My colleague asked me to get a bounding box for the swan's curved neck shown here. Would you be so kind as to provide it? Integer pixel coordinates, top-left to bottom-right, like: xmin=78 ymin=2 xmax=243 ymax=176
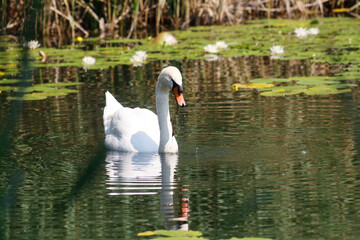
xmin=156 ymin=79 xmax=173 ymax=153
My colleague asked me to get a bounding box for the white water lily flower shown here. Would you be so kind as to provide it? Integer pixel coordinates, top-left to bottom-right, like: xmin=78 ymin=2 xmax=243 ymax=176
xmin=204 ymin=44 xmax=219 ymax=53
xmin=82 ymin=56 xmax=96 ymax=71
xmin=215 ymin=41 xmax=228 ymax=49
xmin=294 ymin=27 xmax=308 ymax=38
xmin=130 ymin=51 xmax=147 ymax=66
xmin=270 ymin=45 xmax=284 ymax=56
xmin=82 ymin=56 xmax=96 ymax=67
xmin=130 ymin=54 xmax=145 ymax=65
xmin=26 ymin=40 xmax=41 ymax=49
xmin=163 ymin=34 xmax=178 ymax=46
xmin=307 ymin=27 xmax=319 ymax=35
xmin=134 ymin=50 xmax=147 ymax=60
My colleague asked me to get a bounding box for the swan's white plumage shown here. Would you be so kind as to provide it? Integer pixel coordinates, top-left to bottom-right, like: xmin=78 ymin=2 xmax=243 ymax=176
xmin=103 ymin=91 xmax=123 ymax=135
xmin=104 ymin=100 xmax=160 ymax=152
xmin=103 ymin=66 xmax=184 ymax=153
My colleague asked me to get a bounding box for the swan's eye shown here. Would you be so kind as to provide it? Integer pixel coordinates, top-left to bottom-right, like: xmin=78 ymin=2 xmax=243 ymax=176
xmin=172 ymin=80 xmax=183 ymax=94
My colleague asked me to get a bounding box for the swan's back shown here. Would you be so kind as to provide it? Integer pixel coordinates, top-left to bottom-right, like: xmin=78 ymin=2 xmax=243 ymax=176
xmin=103 ymin=91 xmax=160 ymax=152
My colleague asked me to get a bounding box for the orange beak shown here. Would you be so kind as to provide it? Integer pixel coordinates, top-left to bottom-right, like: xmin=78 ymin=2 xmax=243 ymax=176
xmin=173 ymin=87 xmax=186 ymax=107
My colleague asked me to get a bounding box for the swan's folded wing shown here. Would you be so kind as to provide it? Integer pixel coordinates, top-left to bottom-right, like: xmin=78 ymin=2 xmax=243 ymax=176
xmin=106 ymin=107 xmax=160 ymax=152
xmin=104 ymin=91 xmax=123 ymax=134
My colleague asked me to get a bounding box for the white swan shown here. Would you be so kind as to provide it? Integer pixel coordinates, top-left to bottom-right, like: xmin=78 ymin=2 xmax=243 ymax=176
xmin=103 ymin=66 xmax=186 ymax=153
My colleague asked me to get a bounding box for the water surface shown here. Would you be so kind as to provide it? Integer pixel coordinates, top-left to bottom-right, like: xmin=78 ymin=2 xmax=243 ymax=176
xmin=1 ymin=57 xmax=360 ymax=239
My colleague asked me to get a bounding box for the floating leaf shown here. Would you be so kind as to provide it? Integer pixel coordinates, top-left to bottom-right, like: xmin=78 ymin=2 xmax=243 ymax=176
xmin=333 ymin=72 xmax=360 ymax=80
xmin=260 ymin=84 xmax=352 ymax=96
xmin=303 ymin=86 xmax=351 ymax=95
xmin=37 ymin=82 xmax=83 ymax=87
xmin=294 ymin=78 xmax=340 ymax=86
xmin=227 ymin=238 xmax=272 ymax=240
xmin=137 ymin=231 xmax=156 ymax=237
xmin=4 ymin=81 xmax=82 ymax=100
xmin=151 ymin=237 xmax=208 ymax=240
xmin=0 ymin=86 xmax=16 ymax=91
xmin=0 ymin=79 xmax=32 ymax=84
xmin=250 ymin=78 xmax=290 ymax=84
xmin=232 ymin=83 xmax=274 ymax=91
xmin=260 ymin=85 xmax=306 ymax=96
xmin=7 ymin=93 xmax=48 ymax=101
xmin=154 ymin=230 xmax=202 ymax=237
xmin=241 ymin=74 xmax=358 ymax=97
xmin=137 ymin=230 xmax=205 ymax=239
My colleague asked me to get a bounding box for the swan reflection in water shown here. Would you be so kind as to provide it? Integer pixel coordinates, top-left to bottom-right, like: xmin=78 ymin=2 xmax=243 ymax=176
xmin=105 ymin=151 xmax=189 ymax=230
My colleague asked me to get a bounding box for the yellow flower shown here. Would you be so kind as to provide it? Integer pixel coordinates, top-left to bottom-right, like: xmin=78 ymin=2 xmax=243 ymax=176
xmin=0 ymin=72 xmax=4 ymax=76
xmin=77 ymin=36 xmax=83 ymax=42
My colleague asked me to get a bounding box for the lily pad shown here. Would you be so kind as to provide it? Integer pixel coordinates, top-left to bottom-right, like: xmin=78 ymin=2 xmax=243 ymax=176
xmin=138 ymin=230 xmax=202 ymax=238
xmin=250 ymin=78 xmax=290 ymax=84
xmin=7 ymin=93 xmax=48 ymax=101
xmin=232 ymin=83 xmax=275 ymax=91
xmin=5 ymin=82 xmax=82 ymax=100
xmin=0 ymin=86 xmax=16 ymax=91
xmin=0 ymin=78 xmax=32 ymax=84
xmin=235 ymin=73 xmax=359 ymax=97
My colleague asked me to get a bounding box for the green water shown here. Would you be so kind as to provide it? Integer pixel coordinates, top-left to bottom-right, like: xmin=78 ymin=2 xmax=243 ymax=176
xmin=1 ymin=58 xmax=360 ymax=239
xmin=1 ymin=18 xmax=360 ymax=240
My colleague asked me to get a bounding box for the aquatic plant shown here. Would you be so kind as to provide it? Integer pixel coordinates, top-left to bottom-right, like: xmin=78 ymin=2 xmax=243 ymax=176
xmin=307 ymin=27 xmax=319 ymax=35
xmin=18 ymin=18 xmax=358 ymax=70
xmin=82 ymin=56 xmax=96 ymax=66
xmin=137 ymin=229 xmax=272 ymax=239
xmin=233 ymin=75 xmax=357 ymax=97
xmin=25 ymin=40 xmax=40 ymax=49
xmin=215 ymin=41 xmax=228 ymax=49
xmin=1 ymin=18 xmax=360 ymax=100
xmin=204 ymin=44 xmax=219 ymax=53
xmin=82 ymin=56 xmax=96 ymax=70
xmin=4 ymin=0 xmax=359 ymax=44
xmin=204 ymin=54 xmax=219 ymax=61
xmin=6 ymin=82 xmax=83 ymax=101
xmin=270 ymin=45 xmax=284 ymax=56
xmin=294 ymin=27 xmax=308 ymax=38
xmin=152 ymin=32 xmax=178 ymax=46
xmin=130 ymin=50 xmax=147 ymax=66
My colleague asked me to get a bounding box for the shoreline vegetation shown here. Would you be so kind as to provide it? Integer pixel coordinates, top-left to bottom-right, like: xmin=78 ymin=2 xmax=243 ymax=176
xmin=2 ymin=0 xmax=360 ymax=47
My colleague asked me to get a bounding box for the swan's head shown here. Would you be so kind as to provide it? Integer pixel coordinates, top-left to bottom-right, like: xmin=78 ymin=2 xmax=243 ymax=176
xmin=158 ymin=66 xmax=186 ymax=107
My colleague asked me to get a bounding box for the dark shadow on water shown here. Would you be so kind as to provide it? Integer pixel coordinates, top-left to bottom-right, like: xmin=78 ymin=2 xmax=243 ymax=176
xmin=54 ymin=145 xmax=107 ymax=209
xmin=0 ymin=1 xmax=42 ymax=236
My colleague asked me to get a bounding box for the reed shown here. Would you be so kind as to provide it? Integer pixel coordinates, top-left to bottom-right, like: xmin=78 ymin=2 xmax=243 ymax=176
xmin=1 ymin=0 xmax=359 ymax=45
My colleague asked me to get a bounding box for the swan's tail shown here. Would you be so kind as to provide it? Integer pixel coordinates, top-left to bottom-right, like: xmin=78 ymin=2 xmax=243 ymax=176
xmin=103 ymin=91 xmax=123 ymax=134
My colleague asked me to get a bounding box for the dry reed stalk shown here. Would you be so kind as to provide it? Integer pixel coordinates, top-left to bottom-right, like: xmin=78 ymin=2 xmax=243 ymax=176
xmin=76 ymin=0 xmax=100 ymax=22
xmin=49 ymin=0 xmax=89 ymax=37
xmin=127 ymin=0 xmax=140 ymax=38
xmin=156 ymin=0 xmax=166 ymax=34
xmin=2 ymin=0 xmax=360 ymax=42
xmin=51 ymin=0 xmax=62 ymax=42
